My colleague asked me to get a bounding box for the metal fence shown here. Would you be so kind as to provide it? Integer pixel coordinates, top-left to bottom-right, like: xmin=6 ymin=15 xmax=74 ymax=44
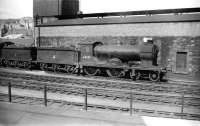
xmin=4 ymin=77 xmax=188 ymax=117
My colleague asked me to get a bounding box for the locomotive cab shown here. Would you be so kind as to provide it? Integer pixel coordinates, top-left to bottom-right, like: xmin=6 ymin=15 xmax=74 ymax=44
xmin=78 ymin=42 xmax=103 ymax=62
xmin=139 ymin=39 xmax=159 ymax=67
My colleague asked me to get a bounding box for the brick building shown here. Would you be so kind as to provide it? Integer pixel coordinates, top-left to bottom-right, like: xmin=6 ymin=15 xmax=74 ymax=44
xmin=35 ymin=9 xmax=200 ymax=81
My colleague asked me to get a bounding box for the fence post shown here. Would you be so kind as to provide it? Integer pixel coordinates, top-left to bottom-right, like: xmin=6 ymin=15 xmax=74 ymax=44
xmin=44 ymin=85 xmax=47 ymax=107
xmin=181 ymin=91 xmax=185 ymax=116
xmin=84 ymin=88 xmax=88 ymax=110
xmin=130 ymin=91 xmax=133 ymax=115
xmin=8 ymin=82 xmax=12 ymax=102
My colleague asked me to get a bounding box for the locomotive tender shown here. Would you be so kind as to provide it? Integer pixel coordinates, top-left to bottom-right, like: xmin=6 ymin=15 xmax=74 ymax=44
xmin=0 ymin=39 xmax=167 ymax=81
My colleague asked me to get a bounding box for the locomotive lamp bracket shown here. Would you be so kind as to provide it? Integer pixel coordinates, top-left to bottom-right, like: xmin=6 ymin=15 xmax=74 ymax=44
xmin=161 ymin=68 xmax=168 ymax=73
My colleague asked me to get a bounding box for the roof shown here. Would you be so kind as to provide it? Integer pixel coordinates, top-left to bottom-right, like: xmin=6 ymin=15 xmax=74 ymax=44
xmin=38 ymin=13 xmax=200 ymax=27
xmin=37 ymin=8 xmax=200 ymax=27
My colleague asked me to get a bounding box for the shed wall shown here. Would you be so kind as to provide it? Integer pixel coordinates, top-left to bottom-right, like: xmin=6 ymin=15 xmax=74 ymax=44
xmin=39 ymin=22 xmax=200 ymax=37
xmin=36 ymin=22 xmax=200 ymax=80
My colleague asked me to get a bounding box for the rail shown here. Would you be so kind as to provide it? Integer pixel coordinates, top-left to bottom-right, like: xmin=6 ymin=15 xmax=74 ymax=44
xmin=1 ymin=76 xmax=199 ymax=98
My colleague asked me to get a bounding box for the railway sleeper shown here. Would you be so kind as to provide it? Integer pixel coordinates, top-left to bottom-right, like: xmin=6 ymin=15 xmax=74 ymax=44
xmin=187 ymin=114 xmax=200 ymax=120
xmin=140 ymin=109 xmax=156 ymax=114
xmin=156 ymin=111 xmax=173 ymax=116
xmin=94 ymin=105 xmax=107 ymax=110
xmin=120 ymin=108 xmax=129 ymax=112
xmin=148 ymin=99 xmax=160 ymax=103
xmin=57 ymin=102 xmax=68 ymax=107
xmin=173 ymin=113 xmax=189 ymax=118
xmin=108 ymin=107 xmax=120 ymax=111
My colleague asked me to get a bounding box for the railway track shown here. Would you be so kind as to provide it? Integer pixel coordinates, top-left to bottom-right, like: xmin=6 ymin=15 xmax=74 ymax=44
xmin=0 ymin=68 xmax=200 ymax=120
xmin=1 ymin=67 xmax=199 ymax=86
xmin=0 ymin=68 xmax=200 ymax=96
xmin=0 ymin=75 xmax=200 ymax=120
xmin=0 ymin=77 xmax=200 ymax=108
xmin=0 ymin=89 xmax=200 ymax=120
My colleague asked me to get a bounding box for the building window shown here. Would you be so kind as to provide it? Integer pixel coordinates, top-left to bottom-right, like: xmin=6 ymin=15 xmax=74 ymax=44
xmin=176 ymin=52 xmax=188 ymax=73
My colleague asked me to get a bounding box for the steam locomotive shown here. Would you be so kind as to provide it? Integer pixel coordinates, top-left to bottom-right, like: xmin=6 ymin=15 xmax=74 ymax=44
xmin=0 ymin=39 xmax=167 ymax=81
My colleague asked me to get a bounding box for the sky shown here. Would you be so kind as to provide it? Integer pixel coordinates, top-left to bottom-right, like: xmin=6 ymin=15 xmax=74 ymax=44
xmin=0 ymin=0 xmax=200 ymax=19
xmin=0 ymin=0 xmax=33 ymax=19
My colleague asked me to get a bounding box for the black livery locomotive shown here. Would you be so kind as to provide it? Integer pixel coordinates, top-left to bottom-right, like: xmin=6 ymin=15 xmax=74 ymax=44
xmin=0 ymin=38 xmax=167 ymax=81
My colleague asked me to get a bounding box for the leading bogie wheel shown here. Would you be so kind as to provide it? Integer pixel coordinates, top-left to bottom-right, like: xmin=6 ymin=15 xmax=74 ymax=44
xmin=83 ymin=67 xmax=100 ymax=76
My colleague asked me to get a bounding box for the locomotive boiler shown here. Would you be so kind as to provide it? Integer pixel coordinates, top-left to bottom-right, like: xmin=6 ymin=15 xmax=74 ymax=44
xmin=94 ymin=42 xmax=158 ymax=66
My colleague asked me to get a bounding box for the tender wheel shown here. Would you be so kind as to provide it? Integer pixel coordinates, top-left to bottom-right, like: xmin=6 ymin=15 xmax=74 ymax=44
xmin=83 ymin=67 xmax=100 ymax=76
xmin=24 ymin=62 xmax=31 ymax=69
xmin=0 ymin=60 xmax=2 ymax=66
xmin=52 ymin=64 xmax=58 ymax=72
xmin=16 ymin=61 xmax=22 ymax=68
xmin=130 ymin=71 xmax=141 ymax=80
xmin=13 ymin=61 xmax=17 ymax=67
xmin=7 ymin=60 xmax=12 ymax=67
xmin=149 ymin=71 xmax=160 ymax=81
xmin=40 ymin=63 xmax=47 ymax=71
xmin=3 ymin=60 xmax=8 ymax=67
xmin=7 ymin=60 xmax=13 ymax=67
xmin=106 ymin=68 xmax=123 ymax=78
xmin=66 ymin=65 xmax=76 ymax=74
